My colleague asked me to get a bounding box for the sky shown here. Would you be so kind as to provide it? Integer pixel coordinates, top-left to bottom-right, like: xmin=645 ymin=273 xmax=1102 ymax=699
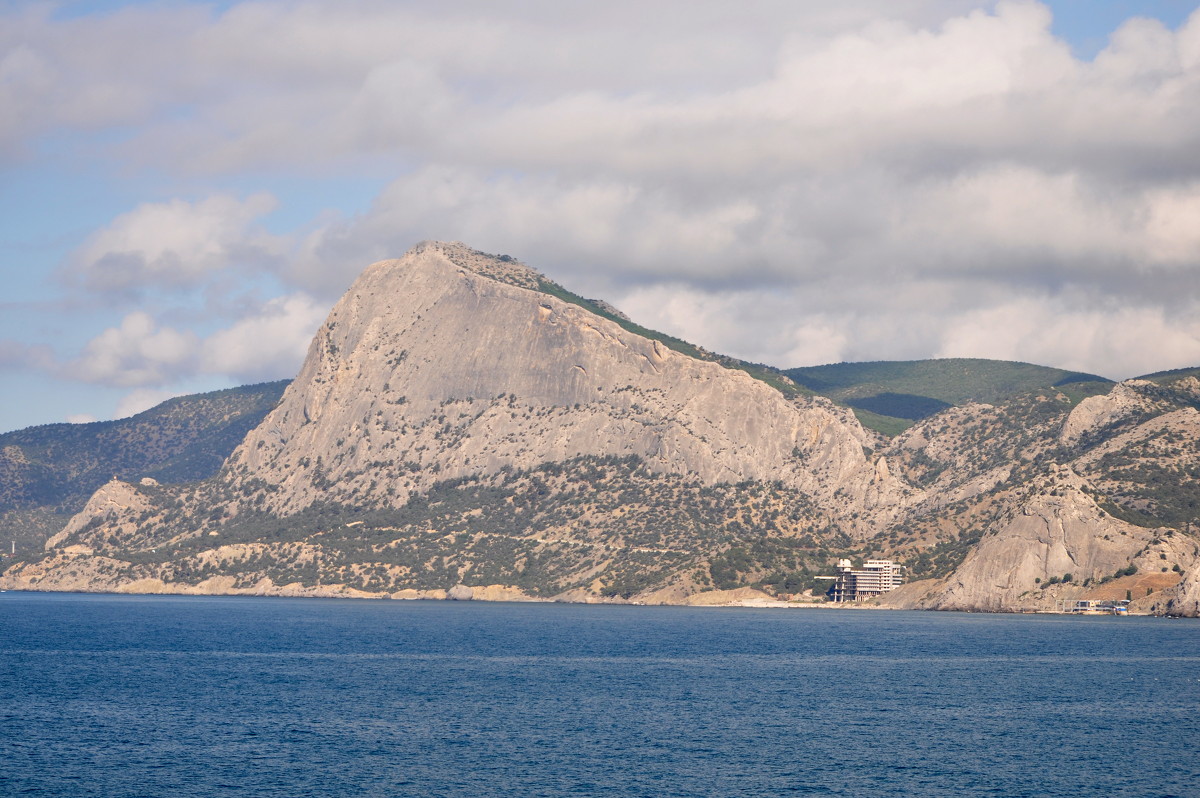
xmin=2 ymin=0 xmax=1199 ymax=432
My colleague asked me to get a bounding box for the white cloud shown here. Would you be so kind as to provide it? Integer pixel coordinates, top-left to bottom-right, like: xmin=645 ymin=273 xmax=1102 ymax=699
xmin=66 ymin=413 xmax=98 ymax=424
xmin=5 ymin=2 xmax=1200 ymax=186
xmin=70 ymin=312 xmax=199 ymax=387
xmin=0 ymin=1 xmax=986 ymax=165
xmin=69 ymin=193 xmax=284 ymax=294
xmin=66 ymin=293 xmax=326 ymax=390
xmin=8 ymin=0 xmax=1200 ymax=408
xmin=200 ymin=292 xmax=327 ymax=381
xmin=935 ymin=296 xmax=1200 ymax=378
xmin=114 ymin=388 xmax=184 ymax=419
xmin=614 ymin=278 xmax=1200 ymax=380
xmin=888 ymin=166 xmax=1200 ymax=274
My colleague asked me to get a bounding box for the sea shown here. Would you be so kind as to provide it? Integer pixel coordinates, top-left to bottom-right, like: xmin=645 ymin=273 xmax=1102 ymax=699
xmin=1 ymin=592 xmax=1197 ymax=797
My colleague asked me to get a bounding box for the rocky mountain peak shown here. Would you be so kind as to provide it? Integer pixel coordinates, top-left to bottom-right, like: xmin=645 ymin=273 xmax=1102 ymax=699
xmin=218 ymin=241 xmax=899 ymax=523
xmin=407 ymin=240 xmax=543 ymax=290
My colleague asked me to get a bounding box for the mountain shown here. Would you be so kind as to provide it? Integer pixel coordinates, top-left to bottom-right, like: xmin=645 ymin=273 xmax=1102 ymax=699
xmin=874 ymin=376 xmax=1200 ymax=613
xmin=0 ymin=382 xmax=287 ymax=555
xmin=785 ymin=359 xmax=1112 ymax=433
xmin=3 ymin=242 xmax=1198 ymax=615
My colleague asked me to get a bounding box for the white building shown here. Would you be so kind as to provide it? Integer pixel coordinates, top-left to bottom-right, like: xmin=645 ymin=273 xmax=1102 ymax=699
xmin=827 ymin=558 xmax=903 ymax=602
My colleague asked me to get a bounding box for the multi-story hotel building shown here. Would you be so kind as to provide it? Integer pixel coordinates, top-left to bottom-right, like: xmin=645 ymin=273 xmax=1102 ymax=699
xmin=827 ymin=558 xmax=903 ymax=602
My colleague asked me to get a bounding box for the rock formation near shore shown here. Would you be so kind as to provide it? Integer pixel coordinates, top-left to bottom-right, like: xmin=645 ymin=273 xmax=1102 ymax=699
xmin=1156 ymin=564 xmax=1200 ymax=616
xmin=921 ymin=472 xmax=1153 ymax=611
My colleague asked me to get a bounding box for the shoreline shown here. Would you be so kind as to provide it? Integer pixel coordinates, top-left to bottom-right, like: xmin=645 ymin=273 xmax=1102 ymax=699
xmin=4 ymin=585 xmax=1170 ymax=615
xmin=0 ymin=566 xmax=1183 ymax=615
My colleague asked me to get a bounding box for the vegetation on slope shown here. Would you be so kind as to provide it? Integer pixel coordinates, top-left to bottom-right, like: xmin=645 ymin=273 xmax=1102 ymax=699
xmin=13 ymin=245 xmax=1199 ymax=604
xmin=850 ymin=408 xmax=916 ymax=437
xmin=537 ymin=278 xmax=807 ymax=399
xmin=37 ymin=455 xmax=856 ymax=599
xmin=1080 ymin=427 xmax=1200 ymax=531
xmin=0 ymin=381 xmax=288 ymax=552
xmin=1138 ymin=366 xmax=1200 ymax=385
xmin=15 ymin=372 xmax=1200 ymax=604
xmin=785 ymin=358 xmax=1112 ymax=433
xmin=786 ymin=358 xmax=1109 ymax=407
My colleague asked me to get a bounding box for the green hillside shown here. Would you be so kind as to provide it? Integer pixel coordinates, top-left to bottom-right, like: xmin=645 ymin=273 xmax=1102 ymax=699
xmin=0 ymin=380 xmax=288 ymax=553
xmin=1138 ymin=366 xmax=1200 ymax=384
xmin=784 ymin=358 xmax=1113 ymax=432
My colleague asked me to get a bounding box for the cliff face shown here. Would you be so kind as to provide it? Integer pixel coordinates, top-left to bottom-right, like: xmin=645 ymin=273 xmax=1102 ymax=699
xmin=43 ymin=478 xmax=154 ymax=551
xmin=3 ymin=243 xmax=914 ymax=601
xmin=1058 ymin=382 xmax=1158 ymax=447
xmin=919 ymin=472 xmax=1153 ymax=611
xmin=1154 ymin=562 xmax=1200 ymax=616
xmin=223 ymin=242 xmax=903 ymax=524
xmin=882 ymin=379 xmax=1200 ymax=614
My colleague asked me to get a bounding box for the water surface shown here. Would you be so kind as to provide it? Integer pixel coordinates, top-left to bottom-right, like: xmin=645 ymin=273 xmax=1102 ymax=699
xmin=1 ymin=592 xmax=1196 ymax=796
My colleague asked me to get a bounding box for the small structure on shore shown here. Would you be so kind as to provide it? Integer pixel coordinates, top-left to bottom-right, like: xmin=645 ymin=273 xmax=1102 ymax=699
xmin=1054 ymin=599 xmax=1129 ymax=615
xmin=827 ymin=559 xmax=903 ymax=603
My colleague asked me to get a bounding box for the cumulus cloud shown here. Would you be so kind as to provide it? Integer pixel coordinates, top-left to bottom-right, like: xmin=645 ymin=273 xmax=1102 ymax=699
xmin=8 ymin=2 xmax=1200 ymax=186
xmin=0 ymin=1 xmax=986 ymax=166
xmin=281 ymin=153 xmax=1200 ymax=376
xmin=68 ymin=193 xmax=285 ymax=295
xmin=935 ymin=296 xmax=1200 ymax=377
xmin=69 ymin=312 xmax=199 ymax=387
xmin=66 ymin=293 xmax=326 ymax=390
xmin=200 ymin=292 xmax=328 ymax=382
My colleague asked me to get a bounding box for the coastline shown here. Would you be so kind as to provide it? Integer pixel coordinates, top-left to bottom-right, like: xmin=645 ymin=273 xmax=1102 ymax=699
xmin=0 ymin=570 xmax=895 ymax=608
xmin=0 ymin=568 xmax=1177 ymax=614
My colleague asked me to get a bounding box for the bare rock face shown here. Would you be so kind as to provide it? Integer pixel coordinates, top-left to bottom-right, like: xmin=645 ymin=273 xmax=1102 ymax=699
xmin=922 ymin=468 xmax=1153 ymax=611
xmin=1059 ymin=381 xmax=1159 ymax=447
xmin=1153 ymin=561 xmax=1200 ymax=616
xmin=44 ymin=479 xmax=151 ymax=550
xmin=224 ymin=241 xmax=904 ymax=523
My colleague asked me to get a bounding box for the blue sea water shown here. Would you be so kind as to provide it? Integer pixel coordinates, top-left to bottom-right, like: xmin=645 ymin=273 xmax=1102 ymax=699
xmin=1 ymin=593 xmax=1197 ymax=797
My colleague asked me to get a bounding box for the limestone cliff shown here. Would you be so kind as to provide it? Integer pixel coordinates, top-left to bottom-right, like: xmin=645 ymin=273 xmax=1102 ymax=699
xmin=1153 ymin=561 xmax=1200 ymax=616
xmin=6 ymin=243 xmax=918 ymax=601
xmin=918 ymin=469 xmax=1153 ymax=611
xmin=1059 ymin=380 xmax=1171 ymax=447
xmin=44 ymin=479 xmax=153 ymax=551
xmin=222 ymin=242 xmax=906 ymax=526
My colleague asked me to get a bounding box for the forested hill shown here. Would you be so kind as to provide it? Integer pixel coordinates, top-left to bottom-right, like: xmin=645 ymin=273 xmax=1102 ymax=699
xmin=0 ymin=381 xmax=288 ymax=553
xmin=784 ymin=358 xmax=1112 ymax=432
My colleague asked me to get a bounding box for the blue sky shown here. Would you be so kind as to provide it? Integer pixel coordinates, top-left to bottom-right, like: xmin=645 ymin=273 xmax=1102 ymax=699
xmin=2 ymin=0 xmax=1200 ymax=432
xmin=1048 ymin=0 xmax=1195 ymax=53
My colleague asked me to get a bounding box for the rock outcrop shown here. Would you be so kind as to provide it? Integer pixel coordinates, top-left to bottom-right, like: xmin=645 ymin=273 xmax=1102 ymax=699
xmin=919 ymin=469 xmax=1153 ymax=611
xmin=1154 ymin=562 xmax=1200 ymax=616
xmin=1059 ymin=381 xmax=1156 ymax=447
xmin=223 ymin=241 xmax=907 ymax=527
xmin=44 ymin=479 xmax=152 ymax=550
